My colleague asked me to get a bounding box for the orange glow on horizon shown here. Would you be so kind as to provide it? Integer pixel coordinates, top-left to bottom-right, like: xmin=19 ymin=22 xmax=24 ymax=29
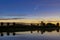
xmin=0 ymin=18 xmax=60 ymax=24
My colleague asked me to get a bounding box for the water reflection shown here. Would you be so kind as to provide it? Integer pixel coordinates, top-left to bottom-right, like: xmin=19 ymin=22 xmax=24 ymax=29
xmin=16 ymin=28 xmax=59 ymax=34
xmin=0 ymin=30 xmax=60 ymax=40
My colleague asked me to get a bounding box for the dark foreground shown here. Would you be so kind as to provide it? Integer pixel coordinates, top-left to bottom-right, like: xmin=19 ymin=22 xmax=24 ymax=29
xmin=0 ymin=21 xmax=60 ymax=40
xmin=0 ymin=21 xmax=60 ymax=36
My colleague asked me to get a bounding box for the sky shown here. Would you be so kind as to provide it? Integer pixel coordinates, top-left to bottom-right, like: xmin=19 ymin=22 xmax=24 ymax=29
xmin=0 ymin=0 xmax=60 ymax=19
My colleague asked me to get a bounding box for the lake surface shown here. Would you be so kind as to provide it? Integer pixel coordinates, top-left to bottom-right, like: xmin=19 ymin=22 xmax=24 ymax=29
xmin=0 ymin=30 xmax=60 ymax=40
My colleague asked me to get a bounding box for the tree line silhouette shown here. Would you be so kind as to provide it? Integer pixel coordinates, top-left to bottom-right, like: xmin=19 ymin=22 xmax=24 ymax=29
xmin=0 ymin=21 xmax=60 ymax=32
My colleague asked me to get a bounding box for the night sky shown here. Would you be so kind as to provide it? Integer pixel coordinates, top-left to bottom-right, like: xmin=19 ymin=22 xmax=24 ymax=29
xmin=0 ymin=0 xmax=60 ymax=19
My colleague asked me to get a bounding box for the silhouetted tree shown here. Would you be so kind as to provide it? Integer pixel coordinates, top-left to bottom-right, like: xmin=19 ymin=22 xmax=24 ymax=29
xmin=13 ymin=22 xmax=15 ymax=26
xmin=46 ymin=23 xmax=55 ymax=28
xmin=56 ymin=23 xmax=59 ymax=27
xmin=36 ymin=24 xmax=39 ymax=26
xmin=1 ymin=22 xmax=4 ymax=26
xmin=7 ymin=22 xmax=10 ymax=26
xmin=41 ymin=21 xmax=45 ymax=26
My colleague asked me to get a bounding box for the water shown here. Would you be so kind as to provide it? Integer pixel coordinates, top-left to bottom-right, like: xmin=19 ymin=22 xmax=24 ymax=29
xmin=0 ymin=30 xmax=60 ymax=40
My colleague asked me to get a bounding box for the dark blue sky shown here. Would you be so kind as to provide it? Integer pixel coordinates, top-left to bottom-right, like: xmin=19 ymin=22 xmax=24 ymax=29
xmin=0 ymin=0 xmax=60 ymax=18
